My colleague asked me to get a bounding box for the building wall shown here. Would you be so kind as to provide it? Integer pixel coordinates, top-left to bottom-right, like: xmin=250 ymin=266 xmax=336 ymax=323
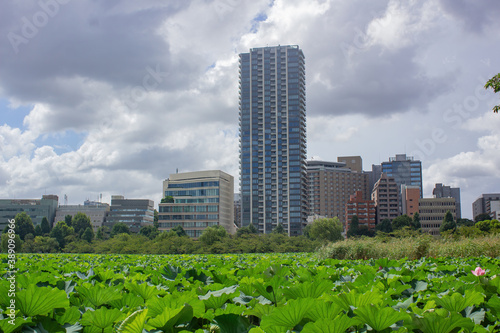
xmin=337 ymin=156 xmax=362 ymax=173
xmin=105 ymin=196 xmax=154 ymax=233
xmin=401 ymin=185 xmax=420 ymax=217
xmin=371 ymin=173 xmax=399 ymax=224
xmin=419 ymin=197 xmax=456 ymax=236
xmin=433 ymin=183 xmax=461 ymax=219
xmin=55 ymin=203 xmax=110 ymax=232
xmin=159 ymin=170 xmax=235 ymax=237
xmin=472 ymin=194 xmax=500 ymax=220
xmin=307 ymin=160 xmax=369 ymax=224
xmin=239 ymin=45 xmax=307 ymax=235
xmin=380 ymin=154 xmax=423 ymax=213
xmin=0 ymin=195 xmax=58 ymax=233
xmin=345 ymin=190 xmax=376 ymax=232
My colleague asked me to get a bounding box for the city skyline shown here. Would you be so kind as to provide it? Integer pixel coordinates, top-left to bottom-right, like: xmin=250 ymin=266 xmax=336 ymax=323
xmin=1 ymin=1 xmax=500 ymax=220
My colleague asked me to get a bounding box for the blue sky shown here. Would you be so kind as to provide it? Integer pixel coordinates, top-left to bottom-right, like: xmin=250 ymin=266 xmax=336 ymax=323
xmin=1 ymin=0 xmax=500 ymax=219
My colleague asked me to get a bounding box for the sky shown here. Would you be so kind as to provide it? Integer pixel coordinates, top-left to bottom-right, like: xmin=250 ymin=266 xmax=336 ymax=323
xmin=1 ymin=0 xmax=500 ymax=219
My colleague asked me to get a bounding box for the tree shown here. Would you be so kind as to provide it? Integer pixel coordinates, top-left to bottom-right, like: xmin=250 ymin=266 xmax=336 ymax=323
xmin=1 ymin=233 xmax=22 ymax=253
xmin=392 ymin=215 xmax=412 ymax=231
xmin=485 ymin=73 xmax=500 ymax=113
xmin=14 ymin=212 xmax=35 ymax=240
xmin=161 ymin=196 xmax=174 ymax=203
xmin=139 ymin=225 xmax=159 ymax=239
xmin=41 ymin=217 xmax=51 ymax=234
xmin=199 ymin=225 xmax=228 ymax=246
xmin=272 ymin=223 xmax=286 ymax=235
xmin=72 ymin=212 xmax=92 ymax=236
xmin=376 ymin=219 xmax=393 ymax=233
xmin=346 ymin=215 xmax=359 ymax=238
xmin=171 ymin=225 xmax=187 ymax=237
xmin=475 ymin=213 xmax=491 ymax=223
xmin=50 ymin=221 xmax=75 ymax=248
xmin=154 ymin=209 xmax=159 ymax=229
xmin=307 ymin=218 xmax=343 ymax=242
xmin=457 ymin=218 xmax=474 ymax=227
xmin=236 ymin=223 xmax=259 ymax=237
xmin=111 ymin=223 xmax=130 ymax=237
xmin=440 ymin=210 xmax=456 ymax=233
xmin=21 ymin=236 xmax=58 ymax=253
xmin=65 ymin=214 xmax=73 ymax=227
xmin=96 ymin=226 xmax=108 ymax=240
xmin=82 ymin=227 xmax=94 ymax=243
xmin=411 ymin=212 xmax=421 ymax=230
xmin=34 ymin=225 xmax=43 ymax=236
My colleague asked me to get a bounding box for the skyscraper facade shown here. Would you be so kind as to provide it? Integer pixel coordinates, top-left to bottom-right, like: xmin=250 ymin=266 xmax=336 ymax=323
xmin=239 ymin=45 xmax=307 ymax=235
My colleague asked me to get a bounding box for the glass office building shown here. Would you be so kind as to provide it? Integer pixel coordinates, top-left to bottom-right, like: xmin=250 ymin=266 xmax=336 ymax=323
xmin=239 ymin=45 xmax=307 ymax=235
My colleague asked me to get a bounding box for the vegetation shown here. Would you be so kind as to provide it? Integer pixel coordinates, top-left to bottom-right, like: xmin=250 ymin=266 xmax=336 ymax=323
xmin=1 ymin=252 xmax=500 ymax=332
xmin=485 ymin=73 xmax=500 ymax=113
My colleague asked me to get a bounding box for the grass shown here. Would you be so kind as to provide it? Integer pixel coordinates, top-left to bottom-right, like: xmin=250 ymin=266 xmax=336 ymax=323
xmin=318 ymin=234 xmax=500 ymax=260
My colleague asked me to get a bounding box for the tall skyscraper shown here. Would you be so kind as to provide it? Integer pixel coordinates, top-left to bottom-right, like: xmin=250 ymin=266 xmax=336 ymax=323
xmin=239 ymin=45 xmax=307 ymax=235
xmin=381 ymin=154 xmax=423 ymax=199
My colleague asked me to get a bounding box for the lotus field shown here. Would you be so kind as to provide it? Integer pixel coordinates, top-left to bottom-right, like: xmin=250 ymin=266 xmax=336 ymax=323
xmin=1 ymin=253 xmax=500 ymax=332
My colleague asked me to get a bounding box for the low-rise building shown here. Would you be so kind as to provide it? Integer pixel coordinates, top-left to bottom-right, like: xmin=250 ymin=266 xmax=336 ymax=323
xmin=55 ymin=201 xmax=110 ymax=232
xmin=0 ymin=195 xmax=58 ymax=233
xmin=158 ymin=170 xmax=235 ymax=237
xmin=345 ymin=190 xmax=376 ymax=232
xmin=104 ymin=196 xmax=155 ymax=233
xmin=419 ymin=197 xmax=456 ymax=236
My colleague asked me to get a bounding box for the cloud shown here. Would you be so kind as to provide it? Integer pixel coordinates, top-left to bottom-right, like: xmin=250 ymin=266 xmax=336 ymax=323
xmin=0 ymin=0 xmax=499 ymax=219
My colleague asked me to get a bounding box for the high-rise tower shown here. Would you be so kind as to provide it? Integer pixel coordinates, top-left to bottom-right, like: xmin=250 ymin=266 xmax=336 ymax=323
xmin=239 ymin=45 xmax=307 ymax=235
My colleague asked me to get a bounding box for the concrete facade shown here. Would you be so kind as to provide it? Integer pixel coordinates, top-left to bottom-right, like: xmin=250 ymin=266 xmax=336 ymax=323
xmin=419 ymin=197 xmax=456 ymax=236
xmin=401 ymin=185 xmax=420 ymax=217
xmin=159 ymin=170 xmax=235 ymax=237
xmin=345 ymin=190 xmax=376 ymax=232
xmin=0 ymin=195 xmax=58 ymax=233
xmin=433 ymin=183 xmax=461 ymax=219
xmin=473 ymin=193 xmax=500 ymax=220
xmin=55 ymin=202 xmax=110 ymax=232
xmin=371 ymin=173 xmax=399 ymax=224
xmin=307 ymin=159 xmax=369 ymax=225
xmin=104 ymin=196 xmax=155 ymax=234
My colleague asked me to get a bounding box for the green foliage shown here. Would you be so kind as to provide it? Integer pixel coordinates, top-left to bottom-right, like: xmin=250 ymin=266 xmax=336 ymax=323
xmin=34 ymin=224 xmax=43 ymax=236
xmin=346 ymin=215 xmax=359 ymax=238
xmin=411 ymin=212 xmax=421 ymax=230
xmin=392 ymin=214 xmax=412 ymax=230
xmin=199 ymin=225 xmax=228 ymax=245
xmin=111 ymin=222 xmax=130 ymax=237
xmin=96 ymin=226 xmax=108 ymax=240
xmin=2 ymin=252 xmax=500 ymax=331
xmin=272 ymin=223 xmax=286 ymax=235
xmin=237 ymin=223 xmax=259 ymax=237
xmin=171 ymin=225 xmax=187 ymax=237
xmin=485 ymin=73 xmax=500 ymax=113
xmin=161 ymin=195 xmax=175 ymax=203
xmin=476 ymin=219 xmax=500 ymax=233
xmin=14 ymin=212 xmax=35 ymax=240
xmin=72 ymin=212 xmax=92 ymax=236
xmin=64 ymin=214 xmax=73 ymax=227
xmin=475 ymin=213 xmax=492 ymax=223
xmin=1 ymin=232 xmax=22 ymax=252
xmin=376 ymin=218 xmax=393 ymax=233
xmin=21 ymin=236 xmax=59 ymax=253
xmin=307 ymin=217 xmax=343 ymax=242
xmin=440 ymin=210 xmax=456 ymax=233
xmin=41 ymin=216 xmax=51 ymax=234
xmin=82 ymin=227 xmax=94 ymax=243
xmin=139 ymin=225 xmax=159 ymax=239
xmin=50 ymin=221 xmax=75 ymax=248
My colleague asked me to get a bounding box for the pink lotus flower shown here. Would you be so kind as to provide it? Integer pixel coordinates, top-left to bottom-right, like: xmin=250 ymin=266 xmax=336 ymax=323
xmin=472 ymin=267 xmax=486 ymax=276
